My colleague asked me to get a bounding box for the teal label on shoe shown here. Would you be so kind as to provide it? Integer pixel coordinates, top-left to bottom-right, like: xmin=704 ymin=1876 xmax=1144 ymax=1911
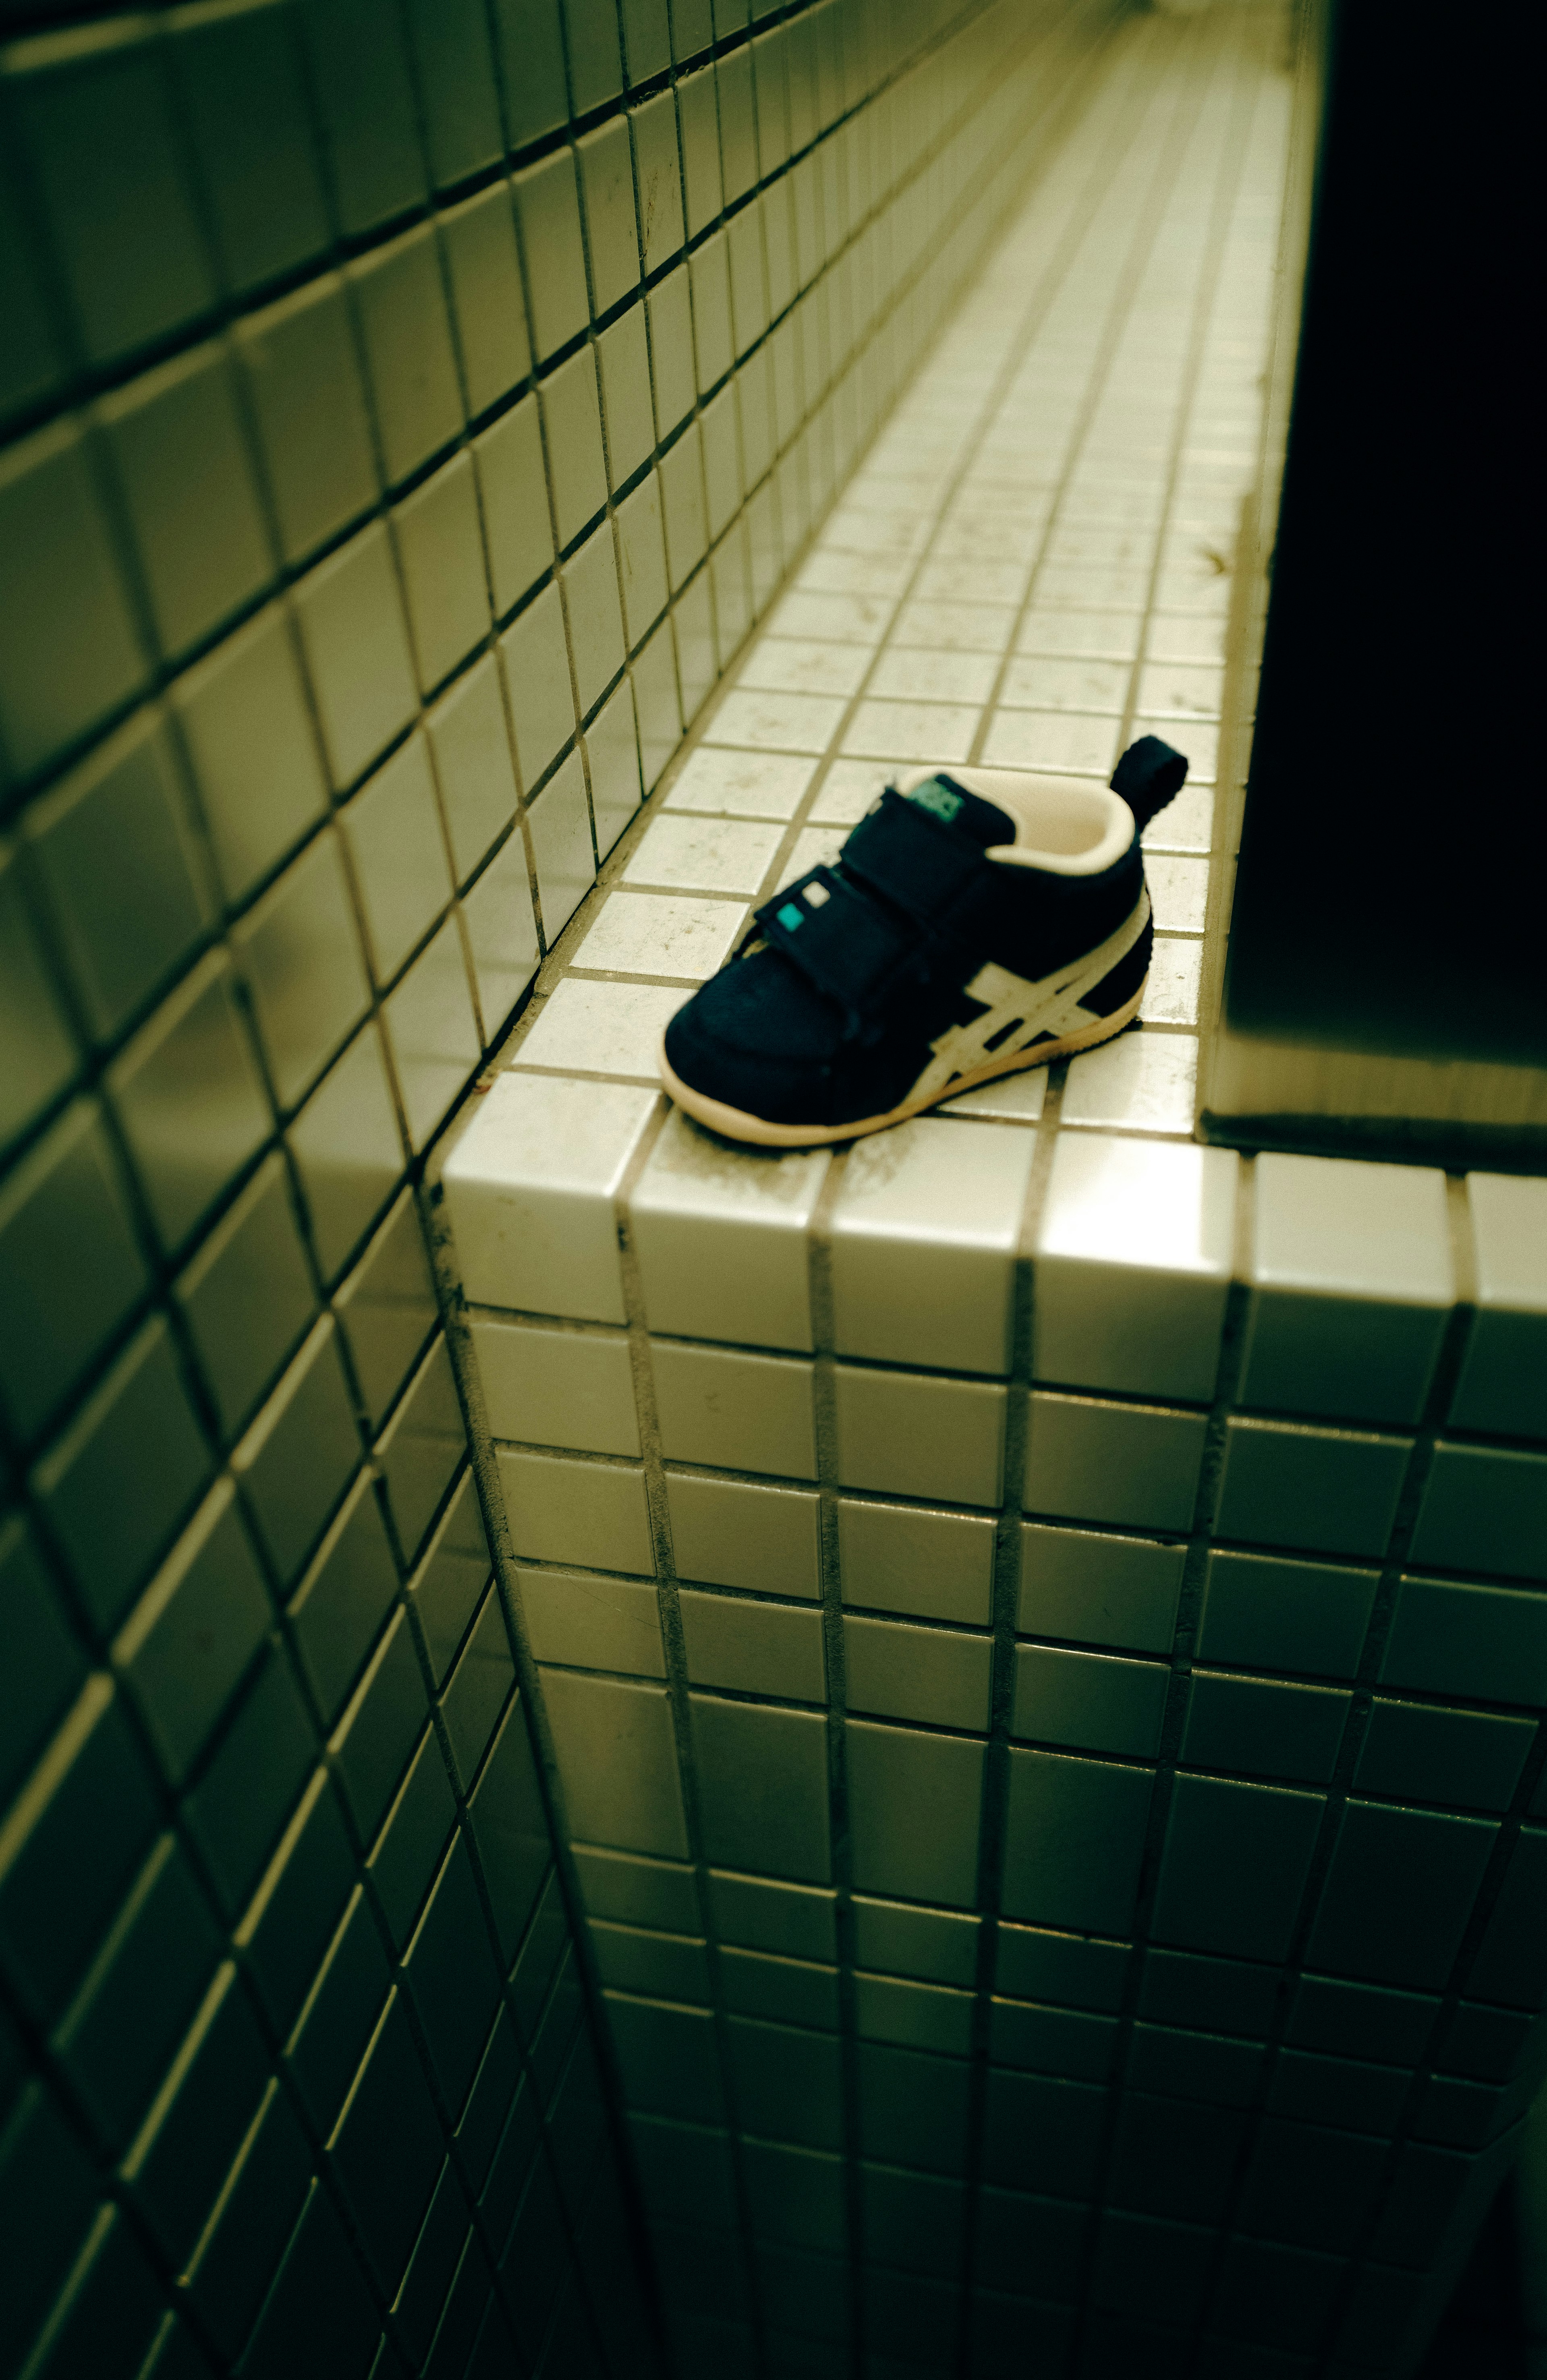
xmin=776 ymin=901 xmax=805 ymax=930
xmin=909 ymin=777 xmax=964 ymax=824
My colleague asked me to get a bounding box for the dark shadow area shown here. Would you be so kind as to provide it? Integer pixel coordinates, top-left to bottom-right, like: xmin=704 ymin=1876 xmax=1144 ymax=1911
xmin=1418 ymin=2179 xmax=1528 ymax=2379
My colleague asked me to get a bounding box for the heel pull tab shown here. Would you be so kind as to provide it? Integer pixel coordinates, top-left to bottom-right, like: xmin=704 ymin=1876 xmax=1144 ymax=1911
xmin=1111 ymin=734 xmax=1188 ymax=829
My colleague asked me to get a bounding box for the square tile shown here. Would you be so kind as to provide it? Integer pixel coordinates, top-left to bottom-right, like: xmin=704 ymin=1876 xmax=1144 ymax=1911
xmin=379 ymin=917 xmax=480 ymax=1151
xmin=666 ymin=1474 xmax=821 ymax=1599
xmin=657 ymin=425 xmax=707 ymax=589
xmin=631 ymin=1108 xmax=829 ymax=1351
xmin=1146 ymin=613 xmax=1227 ymax=664
xmin=680 ymin=1591 xmax=825 ymax=1701
xmin=1136 ymin=661 xmax=1224 ymax=719
xmin=771 ymin=827 xmax=845 ymax=893
xmin=1001 ymin=1749 xmax=1151 ymax=1938
xmin=1013 ymin=1645 xmax=1168 ymax=1759
xmin=1061 ymin=1032 xmax=1198 ymax=1136
xmin=1196 ymin=1550 xmax=1378 ymax=1680
xmin=498 ymin=1448 xmax=653 ymax=1575
xmin=838 ymin=1500 xmax=995 ymax=1627
xmin=472 ymin=1319 xmax=639 ymax=1455
xmin=666 ymin=747 xmax=817 ymax=820
xmin=525 ymin=750 xmax=595 ymax=943
xmin=1450 ymin=1176 xmax=1547 ymax=1440
xmin=293 ymin=522 xmax=417 ymax=788
xmin=474 ymin=394 xmax=552 ymax=616
xmin=981 ymin=711 xmax=1120 ymax=775
xmin=614 ymin=472 xmax=670 ymax=644
xmin=454 ymin=823 xmax=540 ymax=1038
xmin=515 ymin=978 xmax=686 ymax=1082
xmin=1140 ymin=857 xmax=1208 ymax=934
xmin=1149 ymin=1776 xmax=1324 ymax=1968
xmin=709 ymin=1873 xmax=838 ymax=1965
xmin=810 ymin=761 xmax=889 ymax=825
xmin=834 ymin=1369 xmax=1006 ymax=1510
xmin=854 ymin=1900 xmax=979 ymax=1990
xmin=1379 ymin=1576 xmax=1547 ymax=1705
xmin=736 ymin=639 xmax=872 ymax=699
xmin=624 ymin=814 xmax=785 ymax=896
xmin=829 ymin=1118 xmax=1036 ymax=1376
xmin=512 ymin=149 xmax=587 ymax=360
xmin=28 ymin=709 xmax=212 ymax=1047
xmin=424 ymin=652 xmax=518 ymax=885
xmin=722 ymin=1949 xmax=839 ymax=2032
xmin=1241 ymin=1155 xmax=1453 ymax=1427
xmin=846 ymin=1721 xmax=985 ymax=1909
xmin=844 ymin=1615 xmax=991 ymax=1733
xmin=764 ymin=588 xmax=896 ymax=645
xmin=941 ymin=1070 xmax=1048 ymax=1124
xmin=598 ymin=307 xmax=655 ymax=489
xmin=706 ymin=688 xmax=847 ymax=754
xmin=913 ymin=559 xmax=1027 ymax=607
xmin=585 ymin=677 xmax=644 ymax=859
xmin=690 ymin=1696 xmax=830 ymax=1883
xmin=1033 ymin=1135 xmax=1236 ymax=1402
xmin=869 ymin=650 xmax=1000 ymax=706
xmin=1142 ymin=782 xmax=1214 ymax=855
xmin=892 ymin=599 xmax=1018 ymax=654
xmin=999 ymin=658 xmax=1130 ymax=713
xmin=1408 ymin=1444 xmax=1547 ymax=1584
xmin=855 ymin=1972 xmax=974 ymax=2057
xmin=339 ymin=734 xmax=452 ymax=988
xmin=539 ymin=1670 xmax=686 ymax=1855
xmin=652 ymin=1340 xmax=816 ymax=1479
xmin=519 ymin=1566 xmax=666 ymax=1678
xmin=1181 ymin=1672 xmax=1350 ymax=1786
xmin=562 ymin=525 xmax=626 ymax=712
xmin=577 ymin=117 xmax=639 ymax=315
xmin=1353 ymin=1699 xmax=1532 ymax=1814
xmin=1018 ymin=1525 xmax=1185 ymax=1656
xmin=500 ymin=584 xmax=577 ymax=792
xmin=1215 ymin=1419 xmax=1410 ymax=1562
xmin=573 ymin=892 xmax=746 ymax=982
xmin=840 ymin=700 xmax=979 ymax=765
xmin=442 ymin=1071 xmax=655 ymax=1319
xmin=1014 ymin=610 xmax=1143 ymax=662
xmin=1024 ymin=1394 xmax=1207 ymax=1535
xmin=648 ymin=269 xmax=695 ymax=436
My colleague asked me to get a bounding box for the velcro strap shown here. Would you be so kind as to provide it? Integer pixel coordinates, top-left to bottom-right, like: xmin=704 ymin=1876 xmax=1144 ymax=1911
xmin=839 ymin=790 xmax=987 ymax=925
xmin=755 ymin=866 xmax=916 ymax=1019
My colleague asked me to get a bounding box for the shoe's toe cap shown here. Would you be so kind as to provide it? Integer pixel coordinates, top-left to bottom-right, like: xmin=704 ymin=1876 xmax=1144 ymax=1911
xmin=663 ymin=955 xmax=841 ymax=1127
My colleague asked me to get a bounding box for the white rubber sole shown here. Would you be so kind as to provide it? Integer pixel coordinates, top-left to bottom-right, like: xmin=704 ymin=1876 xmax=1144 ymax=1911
xmin=657 ymin=982 xmax=1146 ymax=1148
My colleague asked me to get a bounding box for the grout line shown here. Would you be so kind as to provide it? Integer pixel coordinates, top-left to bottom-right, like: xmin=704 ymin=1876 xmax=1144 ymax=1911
xmin=952 ymin=1054 xmax=1067 ymax=2374
xmin=805 ymin=1143 xmax=869 ymax=2376
xmin=609 ymin=1089 xmax=779 ymax=2376
xmin=424 ymin=1182 xmax=676 ymax=2371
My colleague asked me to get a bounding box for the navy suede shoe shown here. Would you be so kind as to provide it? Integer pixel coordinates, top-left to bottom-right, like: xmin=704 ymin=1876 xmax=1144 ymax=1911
xmin=659 ymin=736 xmax=1188 ymax=1147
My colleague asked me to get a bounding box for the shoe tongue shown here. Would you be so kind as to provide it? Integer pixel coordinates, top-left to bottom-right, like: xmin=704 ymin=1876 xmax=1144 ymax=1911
xmin=904 ymin=773 xmax=1015 ymax=850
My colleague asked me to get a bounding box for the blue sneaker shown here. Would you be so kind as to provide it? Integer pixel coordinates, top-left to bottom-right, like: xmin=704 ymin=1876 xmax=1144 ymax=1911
xmin=659 ymin=736 xmax=1188 ymax=1147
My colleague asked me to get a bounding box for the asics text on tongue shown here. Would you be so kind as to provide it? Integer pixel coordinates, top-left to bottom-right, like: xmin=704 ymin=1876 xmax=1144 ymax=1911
xmin=658 ymin=735 xmax=1189 ymax=1148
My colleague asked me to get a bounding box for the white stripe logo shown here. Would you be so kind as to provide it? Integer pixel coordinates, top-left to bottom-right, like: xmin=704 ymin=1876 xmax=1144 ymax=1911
xmin=908 ymin=890 xmax=1151 ymax=1099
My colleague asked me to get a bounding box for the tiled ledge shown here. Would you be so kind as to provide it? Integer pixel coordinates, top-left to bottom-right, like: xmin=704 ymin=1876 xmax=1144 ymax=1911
xmin=446 ymin=1087 xmax=1547 ymax=1578
xmin=433 ymin=9 xmax=1547 ymax=2375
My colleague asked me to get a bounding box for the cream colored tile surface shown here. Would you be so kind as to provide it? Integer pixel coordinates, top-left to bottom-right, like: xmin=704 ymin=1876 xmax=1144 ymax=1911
xmin=623 ymin=812 xmax=785 ymax=894
xmin=515 ymin=977 xmax=689 ymax=1080
xmin=1062 ymin=1032 xmax=1200 ymax=1135
xmin=666 ymin=746 xmax=817 ymax=819
xmin=572 ymin=891 xmax=746 ymax=982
